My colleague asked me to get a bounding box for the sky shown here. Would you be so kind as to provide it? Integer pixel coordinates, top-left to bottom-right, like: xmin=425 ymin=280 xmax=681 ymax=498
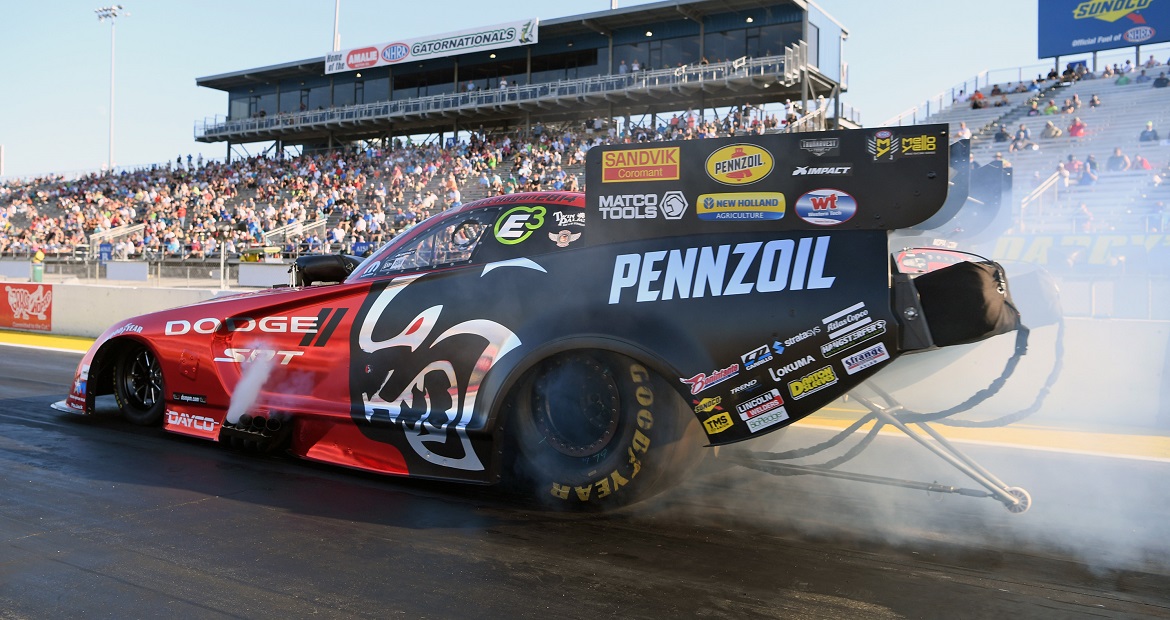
xmin=1 ymin=0 xmax=1167 ymax=179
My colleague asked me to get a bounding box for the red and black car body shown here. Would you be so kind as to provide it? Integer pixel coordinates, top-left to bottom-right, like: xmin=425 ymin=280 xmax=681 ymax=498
xmin=58 ymin=126 xmax=1020 ymax=507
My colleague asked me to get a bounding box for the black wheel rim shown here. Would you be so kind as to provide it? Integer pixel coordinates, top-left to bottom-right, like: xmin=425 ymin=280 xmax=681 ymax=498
xmin=124 ymin=348 xmax=163 ymax=410
xmin=531 ymin=355 xmax=621 ymax=458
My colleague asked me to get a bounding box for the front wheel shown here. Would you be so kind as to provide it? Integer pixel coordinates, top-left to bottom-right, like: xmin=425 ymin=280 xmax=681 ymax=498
xmin=506 ymin=351 xmax=702 ymax=509
xmin=114 ymin=344 xmax=166 ymax=426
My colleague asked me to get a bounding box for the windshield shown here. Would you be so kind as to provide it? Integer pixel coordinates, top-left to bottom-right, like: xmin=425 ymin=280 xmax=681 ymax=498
xmin=348 ymin=208 xmax=496 ymax=281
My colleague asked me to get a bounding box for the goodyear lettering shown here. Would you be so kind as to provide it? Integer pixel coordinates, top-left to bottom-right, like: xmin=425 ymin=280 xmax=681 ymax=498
xmin=703 ymin=412 xmax=734 ymax=434
xmin=788 ymin=366 xmax=839 ymax=400
xmin=769 ymin=355 xmax=816 ymax=382
xmin=608 ymin=237 xmax=836 ymax=304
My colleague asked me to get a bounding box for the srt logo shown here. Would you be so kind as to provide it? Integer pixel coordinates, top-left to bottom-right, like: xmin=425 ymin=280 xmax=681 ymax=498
xmin=356 ymin=275 xmax=520 ymax=471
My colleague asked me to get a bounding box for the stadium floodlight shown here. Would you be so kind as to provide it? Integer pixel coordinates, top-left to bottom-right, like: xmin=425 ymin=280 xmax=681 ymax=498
xmin=95 ymin=5 xmax=128 ymax=173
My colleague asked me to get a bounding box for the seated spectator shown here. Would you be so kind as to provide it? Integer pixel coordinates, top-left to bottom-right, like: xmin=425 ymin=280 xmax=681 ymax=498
xmin=1116 ymin=72 xmax=1132 ymax=85
xmin=1102 ymin=65 xmax=1115 ymax=78
xmin=1089 ymin=94 xmax=1102 ymax=107
xmin=1042 ymin=120 xmax=1063 ymax=139
xmin=1061 ymin=98 xmax=1076 ymax=113
xmin=994 ymin=94 xmax=1010 ymax=107
xmin=991 ymin=84 xmax=1003 ymax=96
xmin=1135 ymin=154 xmax=1154 ymax=170
xmin=1081 ymin=155 xmax=1100 ymax=185
xmin=1146 ymin=54 xmax=1161 ymax=69
xmin=1140 ymin=121 xmax=1160 ymax=142
xmin=993 ymin=152 xmax=1011 ymax=168
xmin=1155 ymin=72 xmax=1170 ymax=88
xmin=1137 ymin=70 xmax=1153 ymax=83
xmin=1010 ymin=123 xmax=1037 ymax=152
xmin=994 ymin=124 xmax=1011 ymax=142
xmin=1043 ymin=99 xmax=1059 ymax=114
xmin=1066 ymin=153 xmax=1084 ymax=175
xmin=1027 ymin=100 xmax=1041 ymax=116
xmin=1056 ymin=162 xmax=1071 ymax=187
xmin=954 ymin=121 xmax=972 ymax=140
xmin=1106 ymin=146 xmax=1131 ymax=172
xmin=1068 ymin=117 xmax=1088 ymax=138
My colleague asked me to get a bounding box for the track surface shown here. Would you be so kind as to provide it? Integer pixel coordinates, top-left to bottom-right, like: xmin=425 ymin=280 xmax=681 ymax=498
xmin=2 ymin=347 xmax=1169 ymax=619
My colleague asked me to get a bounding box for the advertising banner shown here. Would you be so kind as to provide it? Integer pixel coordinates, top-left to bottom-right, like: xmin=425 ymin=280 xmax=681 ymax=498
xmin=326 ymin=18 xmax=539 ymax=74
xmin=1 ymin=283 xmax=52 ymax=332
xmin=1038 ymin=0 xmax=1169 ymax=58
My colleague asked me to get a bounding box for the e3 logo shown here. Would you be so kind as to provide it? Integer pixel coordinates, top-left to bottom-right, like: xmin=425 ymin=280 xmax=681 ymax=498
xmin=494 ymin=206 xmax=546 ymax=245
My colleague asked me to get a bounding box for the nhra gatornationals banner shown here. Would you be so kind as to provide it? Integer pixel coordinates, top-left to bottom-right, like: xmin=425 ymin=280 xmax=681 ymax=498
xmin=1 ymin=283 xmax=52 ymax=332
xmin=326 ymin=18 xmax=538 ymax=74
xmin=1038 ymin=0 xmax=1170 ymax=57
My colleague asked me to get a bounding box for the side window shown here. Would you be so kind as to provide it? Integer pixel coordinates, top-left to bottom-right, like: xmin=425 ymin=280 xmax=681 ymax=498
xmin=377 ymin=210 xmax=496 ymax=275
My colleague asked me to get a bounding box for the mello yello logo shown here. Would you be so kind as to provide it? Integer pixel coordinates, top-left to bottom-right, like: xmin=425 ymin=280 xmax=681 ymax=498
xmin=705 ymin=144 xmax=773 ymax=185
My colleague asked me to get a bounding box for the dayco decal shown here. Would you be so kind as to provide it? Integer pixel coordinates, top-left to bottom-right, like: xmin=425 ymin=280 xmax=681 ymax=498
xmin=788 ymin=366 xmax=839 ymax=400
xmin=823 ymin=302 xmax=871 ymax=338
xmin=609 ymin=237 xmax=836 ymax=304
xmin=800 ymin=137 xmax=839 ymax=157
xmin=680 ymin=363 xmax=740 ymax=395
xmin=697 ymin=192 xmax=785 ymax=221
xmin=165 ymin=410 xmax=217 ymax=432
xmin=1074 ymin=0 xmax=1152 ymax=22
xmin=551 ymin=363 xmax=655 ymax=501
xmin=795 ymin=189 xmax=858 ymax=227
xmin=494 ymin=206 xmax=546 ymax=244
xmin=792 ymin=165 xmax=852 ymax=176
xmin=821 ymin=320 xmax=886 ymax=357
xmin=705 ymin=144 xmax=774 ymax=185
xmin=769 ymin=355 xmax=816 ymax=382
xmin=741 ymin=344 xmax=773 ymax=370
xmin=736 ymin=388 xmax=784 ymax=420
xmin=598 ymin=191 xmax=688 ymax=220
xmin=703 ymin=411 xmax=735 ymax=434
xmin=693 ymin=396 xmax=722 ymax=414
xmin=842 ymin=342 xmax=891 ymax=375
xmin=601 ymin=147 xmax=680 ymax=183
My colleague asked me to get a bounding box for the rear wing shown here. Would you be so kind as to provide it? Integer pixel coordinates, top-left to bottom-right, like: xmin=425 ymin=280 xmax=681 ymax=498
xmin=584 ymin=124 xmax=952 ymax=245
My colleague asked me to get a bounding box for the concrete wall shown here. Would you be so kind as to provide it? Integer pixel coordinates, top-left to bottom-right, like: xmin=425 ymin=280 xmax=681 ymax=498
xmin=0 ymin=262 xmax=31 ymax=279
xmin=105 ymin=261 xmax=150 ymax=281
xmin=50 ymin=284 xmax=221 ymax=337
xmin=238 ymin=263 xmax=291 ymax=288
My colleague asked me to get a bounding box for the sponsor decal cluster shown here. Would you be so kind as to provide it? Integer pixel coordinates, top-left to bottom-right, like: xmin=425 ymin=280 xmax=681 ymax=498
xmin=697 ymin=192 xmax=786 ymax=221
xmin=705 ymin=144 xmax=774 ymax=185
xmin=598 ymin=191 xmax=688 ymax=220
xmin=494 ymin=206 xmax=546 ymax=244
xmin=608 ymin=236 xmax=836 ymax=304
xmin=680 ymin=363 xmax=739 ymax=395
xmin=800 ymin=137 xmax=840 ymax=157
xmin=601 ymin=147 xmax=680 ymax=183
xmin=736 ymin=388 xmax=788 ymax=433
xmin=792 ymin=165 xmax=852 ymax=176
xmin=740 ymin=344 xmax=773 ymax=371
xmin=788 ymin=365 xmax=839 ymax=400
xmin=842 ymin=342 xmax=891 ymax=375
xmin=795 ymin=189 xmax=858 ymax=226
xmin=867 ymin=130 xmax=937 ymax=162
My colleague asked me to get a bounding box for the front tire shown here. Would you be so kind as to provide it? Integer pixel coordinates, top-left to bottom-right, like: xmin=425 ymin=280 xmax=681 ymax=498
xmin=507 ymin=350 xmax=702 ymax=509
xmin=114 ymin=345 xmax=166 ymax=426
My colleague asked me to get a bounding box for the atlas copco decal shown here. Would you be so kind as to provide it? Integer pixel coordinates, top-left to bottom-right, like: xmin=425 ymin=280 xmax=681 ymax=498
xmin=680 ymin=363 xmax=740 ymax=395
xmin=347 ymin=47 xmax=380 ymax=69
xmin=705 ymin=144 xmax=774 ymax=185
xmin=608 ymin=236 xmax=836 ymax=304
xmin=795 ymin=189 xmax=858 ymax=227
xmin=601 ymin=147 xmax=680 ymax=183
xmin=381 ymin=43 xmax=410 ymax=63
xmin=597 ymin=191 xmax=688 ymax=220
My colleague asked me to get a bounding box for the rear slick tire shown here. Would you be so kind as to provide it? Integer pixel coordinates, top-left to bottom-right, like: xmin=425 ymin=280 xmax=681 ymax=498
xmin=114 ymin=344 xmax=166 ymax=426
xmin=508 ymin=350 xmax=702 ymax=510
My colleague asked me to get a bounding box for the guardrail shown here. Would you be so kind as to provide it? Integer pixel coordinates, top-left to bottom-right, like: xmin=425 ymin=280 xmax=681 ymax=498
xmin=194 ymin=54 xmax=791 ymax=140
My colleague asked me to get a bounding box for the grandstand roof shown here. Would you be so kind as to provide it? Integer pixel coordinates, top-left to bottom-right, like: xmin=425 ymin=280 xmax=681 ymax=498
xmin=196 ymin=0 xmax=824 ymax=90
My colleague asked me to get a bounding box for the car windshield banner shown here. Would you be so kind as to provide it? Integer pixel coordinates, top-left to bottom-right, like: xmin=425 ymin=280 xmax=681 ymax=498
xmin=326 ymin=18 xmax=539 ymax=74
xmin=2 ymin=283 xmax=52 ymax=332
xmin=1038 ymin=0 xmax=1169 ymax=57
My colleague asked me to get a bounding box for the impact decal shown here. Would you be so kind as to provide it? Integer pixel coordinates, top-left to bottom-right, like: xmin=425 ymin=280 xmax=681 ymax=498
xmin=601 ymin=147 xmax=680 ymax=183
xmin=788 ymin=366 xmax=839 ymax=400
xmin=703 ymin=412 xmax=734 ymax=434
xmin=355 ymin=276 xmax=521 ymax=471
xmin=705 ymin=144 xmax=774 ymax=185
xmin=842 ymin=342 xmax=891 ymax=375
xmin=697 ymin=192 xmax=786 ymax=221
xmin=608 ymin=236 xmax=836 ymax=304
xmin=768 ymin=355 xmax=816 ymax=382
xmin=795 ymin=189 xmax=857 ymax=226
xmin=549 ymin=230 xmax=582 ymax=247
xmin=494 ymin=206 xmax=546 ymax=244
xmin=740 ymin=344 xmax=774 ymax=371
xmin=792 ymin=165 xmax=852 ymax=176
xmin=680 ymin=363 xmax=740 ymax=395
xmin=800 ymin=137 xmax=839 ymax=157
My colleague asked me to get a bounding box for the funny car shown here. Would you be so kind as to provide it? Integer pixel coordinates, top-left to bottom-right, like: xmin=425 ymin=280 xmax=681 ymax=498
xmin=57 ymin=125 xmax=1022 ymax=507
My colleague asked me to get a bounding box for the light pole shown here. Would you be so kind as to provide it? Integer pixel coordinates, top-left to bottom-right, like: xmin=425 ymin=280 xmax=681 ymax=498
xmin=95 ymin=5 xmax=127 ymax=173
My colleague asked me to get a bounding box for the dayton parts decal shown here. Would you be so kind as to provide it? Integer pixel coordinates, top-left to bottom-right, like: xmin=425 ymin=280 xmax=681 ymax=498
xmin=354 ymin=276 xmax=521 ymax=471
xmin=795 ymin=189 xmax=857 ymax=226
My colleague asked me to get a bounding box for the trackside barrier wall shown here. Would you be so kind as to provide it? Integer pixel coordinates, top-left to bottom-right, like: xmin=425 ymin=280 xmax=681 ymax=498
xmin=0 ymin=262 xmax=31 ymax=279
xmin=50 ymin=284 xmax=220 ymax=337
xmin=105 ymin=261 xmax=150 ymax=282
xmin=238 ymin=263 xmax=291 ymax=288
